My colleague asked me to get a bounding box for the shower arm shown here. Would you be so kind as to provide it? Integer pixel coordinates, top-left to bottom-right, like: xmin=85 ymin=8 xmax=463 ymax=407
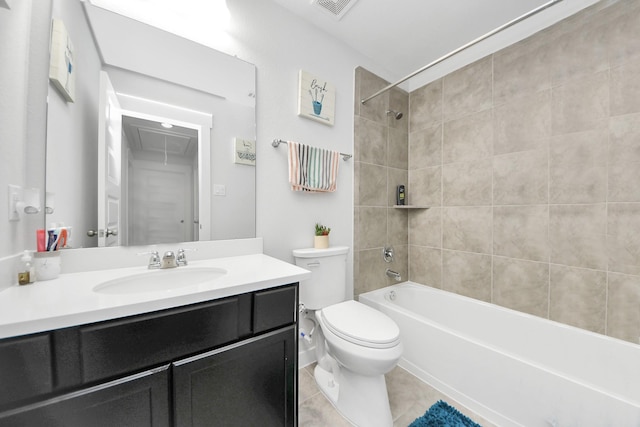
xmin=360 ymin=0 xmax=563 ymax=105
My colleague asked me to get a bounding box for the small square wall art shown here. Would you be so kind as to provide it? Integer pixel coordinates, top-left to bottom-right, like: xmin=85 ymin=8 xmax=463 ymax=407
xmin=297 ymin=70 xmax=335 ymax=126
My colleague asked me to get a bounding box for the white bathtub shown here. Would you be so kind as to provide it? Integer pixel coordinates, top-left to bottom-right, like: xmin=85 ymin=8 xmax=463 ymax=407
xmin=359 ymin=282 xmax=640 ymax=427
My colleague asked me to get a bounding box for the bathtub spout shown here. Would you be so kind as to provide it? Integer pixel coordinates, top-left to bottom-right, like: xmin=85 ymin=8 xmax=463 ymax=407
xmin=385 ymin=269 xmax=402 ymax=282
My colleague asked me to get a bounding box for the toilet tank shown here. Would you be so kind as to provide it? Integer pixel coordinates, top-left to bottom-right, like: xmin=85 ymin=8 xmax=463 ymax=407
xmin=293 ymin=246 xmax=349 ymax=310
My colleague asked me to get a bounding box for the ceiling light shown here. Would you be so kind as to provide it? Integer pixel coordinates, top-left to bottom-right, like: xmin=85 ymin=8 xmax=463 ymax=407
xmin=161 ymin=122 xmax=173 ymax=129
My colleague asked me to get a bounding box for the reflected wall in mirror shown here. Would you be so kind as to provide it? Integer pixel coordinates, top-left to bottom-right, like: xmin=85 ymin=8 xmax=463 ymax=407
xmin=45 ymin=0 xmax=256 ymax=249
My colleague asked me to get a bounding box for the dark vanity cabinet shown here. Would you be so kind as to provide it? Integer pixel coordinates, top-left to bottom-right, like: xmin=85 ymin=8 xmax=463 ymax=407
xmin=0 ymin=283 xmax=298 ymax=426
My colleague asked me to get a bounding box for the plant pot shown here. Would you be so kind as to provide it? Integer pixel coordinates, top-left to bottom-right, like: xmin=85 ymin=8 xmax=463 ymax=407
xmin=314 ymin=235 xmax=329 ymax=249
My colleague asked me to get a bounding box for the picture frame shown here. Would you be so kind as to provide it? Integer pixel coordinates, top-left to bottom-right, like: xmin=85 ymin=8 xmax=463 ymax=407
xmin=297 ymin=70 xmax=335 ymax=126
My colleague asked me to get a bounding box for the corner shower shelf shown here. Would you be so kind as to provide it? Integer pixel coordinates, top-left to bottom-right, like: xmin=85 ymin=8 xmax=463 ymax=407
xmin=392 ymin=205 xmax=430 ymax=209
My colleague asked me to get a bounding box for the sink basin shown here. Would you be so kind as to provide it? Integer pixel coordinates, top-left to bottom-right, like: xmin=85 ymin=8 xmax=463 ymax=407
xmin=93 ymin=267 xmax=227 ymax=295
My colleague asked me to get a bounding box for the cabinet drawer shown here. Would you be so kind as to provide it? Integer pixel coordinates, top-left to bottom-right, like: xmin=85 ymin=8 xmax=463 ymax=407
xmin=253 ymin=284 xmax=297 ymax=333
xmin=78 ymin=297 xmax=240 ymax=383
xmin=0 ymin=333 xmax=53 ymax=408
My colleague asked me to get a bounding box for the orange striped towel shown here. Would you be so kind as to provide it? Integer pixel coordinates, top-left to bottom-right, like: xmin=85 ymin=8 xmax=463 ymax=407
xmin=288 ymin=141 xmax=339 ymax=192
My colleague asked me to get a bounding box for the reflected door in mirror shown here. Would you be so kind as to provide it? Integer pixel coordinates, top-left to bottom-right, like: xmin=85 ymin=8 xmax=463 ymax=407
xmin=98 ymin=72 xmax=122 ymax=247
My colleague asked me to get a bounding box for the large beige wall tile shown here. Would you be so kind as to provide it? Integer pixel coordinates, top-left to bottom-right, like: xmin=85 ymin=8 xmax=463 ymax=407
xmin=388 ymin=127 xmax=408 ymax=169
xmin=442 ymin=159 xmax=492 ymax=206
xmin=409 ymin=166 xmax=441 ymax=207
xmin=442 ymin=250 xmax=492 ymax=302
xmin=355 ymin=116 xmax=387 ymax=165
xmin=549 ymin=129 xmax=607 ymax=204
xmin=443 ymin=109 xmax=493 ymax=164
xmin=608 ymin=113 xmax=640 ymax=202
xmin=549 ymin=19 xmax=609 ymax=86
xmin=610 ymin=57 xmax=640 ymax=116
xmin=356 ymin=248 xmax=390 ymax=295
xmin=358 ymin=67 xmax=389 ymax=124
xmin=607 ymin=202 xmax=640 ymax=276
xmin=606 ymin=2 xmax=640 ymax=67
xmin=551 ymin=71 xmax=609 ymax=135
xmin=493 ymin=149 xmax=548 ymax=205
xmin=357 ymin=207 xmax=387 ymax=250
xmin=409 ymin=246 xmax=441 ymax=288
xmin=409 ymin=124 xmax=442 ymax=169
xmin=549 ymin=265 xmax=606 ymax=334
xmin=357 ymin=163 xmax=387 ymax=206
xmin=443 ymin=57 xmax=493 ymax=122
xmin=549 ymin=204 xmax=607 ymax=270
xmin=493 ymin=90 xmax=551 ymax=155
xmin=494 ymin=41 xmax=552 ymax=105
xmin=409 ymin=208 xmax=441 ymax=248
xmin=493 ymin=205 xmax=548 ymax=262
xmin=387 ymin=208 xmax=408 ymax=247
xmin=442 ymin=206 xmax=492 ymax=254
xmin=493 ymin=257 xmax=549 ymax=318
xmin=607 ymin=273 xmax=640 ymax=343
xmin=410 ymin=79 xmax=442 ymax=132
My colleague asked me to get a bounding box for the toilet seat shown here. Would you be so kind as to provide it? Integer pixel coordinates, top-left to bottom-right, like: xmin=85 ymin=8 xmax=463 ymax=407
xmin=320 ymin=300 xmax=400 ymax=349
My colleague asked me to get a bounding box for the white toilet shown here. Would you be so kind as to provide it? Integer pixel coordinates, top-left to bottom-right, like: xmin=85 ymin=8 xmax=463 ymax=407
xmin=293 ymin=246 xmax=402 ymax=427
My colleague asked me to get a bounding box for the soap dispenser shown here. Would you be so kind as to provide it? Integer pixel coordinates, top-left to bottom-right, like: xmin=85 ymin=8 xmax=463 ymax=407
xmin=18 ymin=250 xmax=34 ymax=285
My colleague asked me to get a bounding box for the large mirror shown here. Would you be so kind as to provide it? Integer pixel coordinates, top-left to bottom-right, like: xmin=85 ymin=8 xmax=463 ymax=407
xmin=45 ymin=0 xmax=256 ymax=249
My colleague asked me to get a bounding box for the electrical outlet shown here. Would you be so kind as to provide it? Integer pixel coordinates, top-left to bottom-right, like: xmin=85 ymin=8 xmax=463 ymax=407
xmin=213 ymin=184 xmax=226 ymax=196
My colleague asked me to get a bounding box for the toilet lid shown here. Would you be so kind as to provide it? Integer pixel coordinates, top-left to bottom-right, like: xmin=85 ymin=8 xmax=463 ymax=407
xmin=320 ymin=300 xmax=400 ymax=349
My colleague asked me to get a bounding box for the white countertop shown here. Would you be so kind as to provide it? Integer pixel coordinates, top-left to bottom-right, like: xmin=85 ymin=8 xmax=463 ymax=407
xmin=0 ymin=254 xmax=310 ymax=339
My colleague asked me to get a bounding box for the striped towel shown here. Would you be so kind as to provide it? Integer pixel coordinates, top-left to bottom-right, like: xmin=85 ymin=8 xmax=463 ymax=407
xmin=288 ymin=141 xmax=340 ymax=192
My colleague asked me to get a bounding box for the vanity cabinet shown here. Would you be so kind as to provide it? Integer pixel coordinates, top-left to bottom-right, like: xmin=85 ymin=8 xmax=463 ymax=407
xmin=0 ymin=283 xmax=298 ymax=426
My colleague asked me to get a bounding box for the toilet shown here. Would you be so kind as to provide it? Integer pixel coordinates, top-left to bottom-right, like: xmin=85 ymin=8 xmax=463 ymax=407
xmin=293 ymin=246 xmax=402 ymax=427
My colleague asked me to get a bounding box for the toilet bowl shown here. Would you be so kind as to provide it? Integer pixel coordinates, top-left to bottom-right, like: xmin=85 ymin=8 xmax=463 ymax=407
xmin=293 ymin=247 xmax=403 ymax=427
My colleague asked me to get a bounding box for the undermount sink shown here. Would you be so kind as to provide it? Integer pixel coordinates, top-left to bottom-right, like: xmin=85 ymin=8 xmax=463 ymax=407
xmin=93 ymin=267 xmax=227 ymax=295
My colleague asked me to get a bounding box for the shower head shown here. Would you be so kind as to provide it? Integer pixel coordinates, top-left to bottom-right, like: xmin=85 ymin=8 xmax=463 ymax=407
xmin=386 ymin=110 xmax=403 ymax=120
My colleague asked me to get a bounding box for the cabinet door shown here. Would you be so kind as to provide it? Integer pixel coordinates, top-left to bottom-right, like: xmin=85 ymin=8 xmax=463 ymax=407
xmin=173 ymin=326 xmax=297 ymax=427
xmin=0 ymin=333 xmax=53 ymax=409
xmin=0 ymin=365 xmax=170 ymax=427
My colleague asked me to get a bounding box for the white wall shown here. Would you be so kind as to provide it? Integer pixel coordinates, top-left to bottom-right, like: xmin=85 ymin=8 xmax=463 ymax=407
xmin=214 ymin=0 xmax=399 ymax=297
xmin=46 ymin=0 xmax=102 ymax=249
xmin=0 ymin=1 xmax=50 ymax=289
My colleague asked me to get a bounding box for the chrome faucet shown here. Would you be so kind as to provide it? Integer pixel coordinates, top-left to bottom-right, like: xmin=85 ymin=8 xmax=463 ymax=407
xmin=176 ymin=249 xmax=188 ymax=266
xmin=139 ymin=248 xmax=194 ymax=269
xmin=161 ymin=251 xmax=178 ymax=269
xmin=385 ymin=268 xmax=402 ymax=282
xmin=139 ymin=251 xmax=161 ymax=269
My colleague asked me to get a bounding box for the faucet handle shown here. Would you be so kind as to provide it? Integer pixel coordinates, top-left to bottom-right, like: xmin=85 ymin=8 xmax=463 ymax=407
xmin=176 ymin=248 xmax=196 ymax=266
xmin=138 ymin=251 xmax=161 ymax=269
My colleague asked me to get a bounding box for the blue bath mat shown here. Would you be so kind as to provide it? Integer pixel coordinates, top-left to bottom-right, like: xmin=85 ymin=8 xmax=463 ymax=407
xmin=408 ymin=400 xmax=481 ymax=427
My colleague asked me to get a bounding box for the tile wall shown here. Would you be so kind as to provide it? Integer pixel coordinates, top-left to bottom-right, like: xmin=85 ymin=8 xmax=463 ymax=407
xmin=354 ymin=68 xmax=409 ymax=295
xmin=354 ymin=0 xmax=640 ymax=344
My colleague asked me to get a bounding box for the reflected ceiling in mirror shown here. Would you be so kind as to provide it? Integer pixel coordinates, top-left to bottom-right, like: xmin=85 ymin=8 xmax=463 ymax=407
xmin=45 ymin=0 xmax=256 ymax=249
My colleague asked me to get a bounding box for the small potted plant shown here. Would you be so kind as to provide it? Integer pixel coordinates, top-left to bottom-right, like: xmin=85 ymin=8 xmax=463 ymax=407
xmin=314 ymin=223 xmax=331 ymax=249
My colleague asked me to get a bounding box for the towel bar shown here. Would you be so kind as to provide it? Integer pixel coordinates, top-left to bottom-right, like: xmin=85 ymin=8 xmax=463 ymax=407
xmin=272 ymin=139 xmax=352 ymax=161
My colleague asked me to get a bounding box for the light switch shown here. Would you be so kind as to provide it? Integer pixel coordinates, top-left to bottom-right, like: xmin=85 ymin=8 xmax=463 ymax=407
xmin=213 ymin=184 xmax=226 ymax=196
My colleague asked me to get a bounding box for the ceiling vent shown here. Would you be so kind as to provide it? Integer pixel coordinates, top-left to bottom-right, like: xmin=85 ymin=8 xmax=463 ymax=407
xmin=311 ymin=0 xmax=360 ymax=20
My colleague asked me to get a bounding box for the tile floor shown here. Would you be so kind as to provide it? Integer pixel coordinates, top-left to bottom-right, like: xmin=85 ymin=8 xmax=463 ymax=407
xmin=298 ymin=364 xmax=495 ymax=427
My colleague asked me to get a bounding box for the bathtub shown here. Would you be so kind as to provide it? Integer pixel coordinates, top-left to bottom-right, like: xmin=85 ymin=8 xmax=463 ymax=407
xmin=359 ymin=282 xmax=640 ymax=427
